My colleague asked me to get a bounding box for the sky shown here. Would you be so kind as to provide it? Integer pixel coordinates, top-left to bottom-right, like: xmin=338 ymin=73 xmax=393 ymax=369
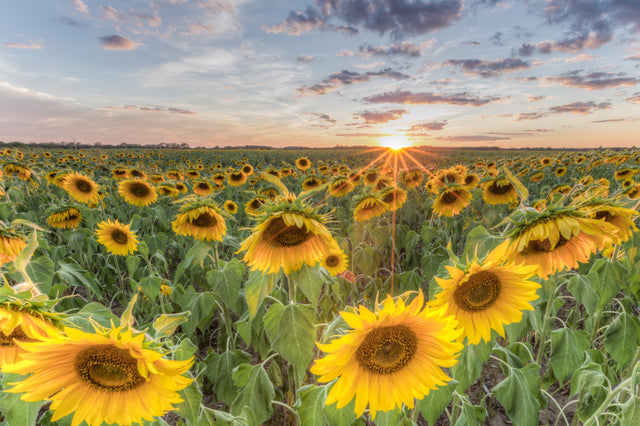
xmin=0 ymin=0 xmax=639 ymax=149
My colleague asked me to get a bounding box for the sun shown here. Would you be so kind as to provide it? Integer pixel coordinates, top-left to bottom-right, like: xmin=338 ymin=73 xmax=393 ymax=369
xmin=379 ymin=135 xmax=411 ymax=151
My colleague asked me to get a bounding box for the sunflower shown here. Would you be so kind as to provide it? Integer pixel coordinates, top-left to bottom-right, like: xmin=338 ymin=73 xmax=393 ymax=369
xmin=379 ymin=186 xmax=407 ymax=211
xmin=310 ymin=291 xmax=462 ymax=419
xmin=0 ymin=228 xmax=27 ymax=266
xmin=354 ymin=195 xmax=389 ymax=222
xmin=3 ymin=324 xmax=193 ymax=426
xmin=224 ymin=200 xmax=238 ymax=214
xmin=157 ymin=184 xmax=180 ymax=197
xmin=245 ymin=197 xmax=268 ymax=215
xmin=321 ymin=249 xmax=349 ymax=276
xmin=296 ymin=156 xmax=312 ymax=171
xmin=128 ymin=169 xmax=147 ymax=180
xmin=430 ymin=246 xmax=540 ymax=345
xmin=530 ymin=171 xmax=544 ymax=183
xmin=436 ymin=167 xmax=465 ymax=188
xmin=172 ymin=202 xmax=226 ymax=242
xmin=318 ymin=164 xmax=329 ymax=175
xmin=614 ymin=168 xmax=639 ymax=180
xmin=227 ymin=171 xmax=247 ymax=187
xmin=399 ymin=169 xmax=424 ymax=188
xmin=241 ymin=164 xmax=254 ymax=176
xmin=174 ymin=182 xmax=188 ymax=193
xmin=239 ymin=204 xmax=339 ymax=274
xmin=626 ymin=184 xmax=640 ymax=199
xmin=541 ymin=157 xmax=552 ymax=167
xmin=433 ymin=186 xmax=472 ymax=217
xmin=463 ymin=173 xmax=480 ymax=189
xmin=555 ymin=166 xmax=567 ymax=177
xmin=621 ymin=178 xmax=635 ymax=189
xmin=579 ymin=175 xmax=594 ymax=186
xmin=328 ymin=176 xmax=355 ymax=197
xmin=348 ymin=172 xmax=361 ymax=185
xmin=96 ymin=219 xmax=138 ymax=256
xmin=62 ymin=173 xmax=100 ymax=204
xmin=112 ymin=168 xmax=129 ymax=180
xmin=0 ymin=302 xmax=61 ymax=365
xmin=118 ymin=179 xmax=158 ymax=207
xmin=482 ymin=178 xmax=518 ymax=205
xmin=281 ymin=167 xmax=293 ymax=177
xmin=503 ymin=208 xmax=619 ymax=278
xmin=47 ymin=207 xmax=82 ymax=229
xmin=302 ymin=176 xmax=323 ymax=191
xmin=212 ymin=172 xmax=226 ymax=185
xmin=192 ymin=180 xmax=214 ymax=196
xmin=363 ymin=170 xmax=379 ymax=186
xmin=579 ymin=201 xmax=638 ymax=243
xmin=166 ymin=169 xmax=184 ymax=181
xmin=149 ymin=174 xmax=165 ymax=184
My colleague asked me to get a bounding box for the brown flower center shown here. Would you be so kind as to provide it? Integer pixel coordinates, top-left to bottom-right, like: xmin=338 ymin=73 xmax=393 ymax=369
xmin=522 ymin=236 xmax=569 ymax=254
xmin=325 ymin=255 xmax=340 ymax=267
xmin=0 ymin=328 xmax=31 ymax=346
xmin=489 ymin=181 xmax=513 ymax=195
xmin=130 ymin=170 xmax=144 ymax=178
xmin=75 ymin=179 xmax=94 ymax=193
xmin=441 ymin=190 xmax=458 ymax=204
xmin=262 ymin=216 xmax=314 ymax=247
xmin=190 ymin=212 xmax=217 ymax=228
xmin=75 ymin=345 xmax=145 ymax=392
xmin=356 ymin=325 xmax=417 ymax=374
xmin=454 ymin=270 xmax=501 ymax=312
xmin=111 ymin=229 xmax=129 ymax=245
xmin=129 ymin=182 xmax=150 ymax=198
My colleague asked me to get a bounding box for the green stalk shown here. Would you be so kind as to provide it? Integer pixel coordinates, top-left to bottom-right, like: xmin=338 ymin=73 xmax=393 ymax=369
xmin=536 ymin=280 xmax=561 ymax=365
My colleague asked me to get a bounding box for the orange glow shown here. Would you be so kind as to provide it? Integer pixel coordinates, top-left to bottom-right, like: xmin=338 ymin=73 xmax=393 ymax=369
xmin=378 ymin=135 xmax=411 ymax=151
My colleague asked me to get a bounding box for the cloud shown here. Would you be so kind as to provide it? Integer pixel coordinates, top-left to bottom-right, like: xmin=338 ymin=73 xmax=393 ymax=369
xmin=306 ymin=112 xmax=337 ymax=124
xmin=517 ymin=32 xmax=613 ymax=56
xmin=540 ymin=0 xmax=640 ymax=34
xmin=104 ymin=105 xmax=195 ymax=115
xmin=335 ymin=132 xmax=391 ymax=138
xmin=490 ymin=32 xmax=504 ymax=46
xmin=624 ymin=54 xmax=640 ymax=61
xmin=99 ymin=35 xmax=138 ymax=50
xmin=297 ymin=54 xmax=316 ymax=63
xmin=542 ymin=71 xmax=638 ymax=90
xmin=268 ymin=0 xmax=463 ymax=39
xmin=296 ymin=68 xmax=410 ymax=96
xmin=512 ymin=112 xmax=549 ymax=121
xmin=407 ymin=121 xmax=448 ymax=131
xmin=58 ymin=16 xmax=86 ymax=27
xmin=101 ymin=6 xmax=127 ymax=23
xmin=526 ymin=95 xmax=545 ymax=102
xmin=625 ymin=95 xmax=640 ymax=103
xmin=3 ymin=42 xmax=44 ymax=49
xmin=72 ymin=0 xmax=89 ymax=16
xmin=442 ymin=57 xmax=531 ymax=77
xmin=435 ymin=135 xmax=510 ymax=142
xmin=549 ymin=101 xmax=611 ymax=115
xmin=336 ymin=49 xmax=354 ymax=56
xmin=358 ymin=40 xmax=434 ymax=58
xmin=355 ymin=109 xmax=409 ymax=124
xmin=565 ymin=53 xmax=600 ymax=62
xmin=363 ymin=89 xmax=502 ymax=106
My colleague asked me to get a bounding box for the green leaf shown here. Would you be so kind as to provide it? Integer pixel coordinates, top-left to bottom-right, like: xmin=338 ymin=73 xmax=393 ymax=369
xmin=244 ymin=270 xmax=274 ymax=319
xmin=294 ymin=385 xmax=327 ymax=426
xmin=181 ymin=292 xmax=218 ymax=336
xmin=206 ymin=350 xmax=251 ymax=406
xmin=119 ymin=293 xmax=138 ymax=328
xmin=174 ymin=254 xmax=194 ymax=284
xmin=504 ymin=166 xmax=528 ymax=203
xmin=492 ymin=363 xmax=542 ymax=426
xmin=176 ymin=379 xmax=202 ymax=424
xmin=12 ymin=229 xmax=39 ymax=278
xmin=264 ymin=303 xmax=316 ymax=382
xmin=622 ymin=396 xmax=640 ymax=425
xmin=372 ymin=408 xmax=402 ymax=425
xmin=0 ymin=374 xmax=44 ymax=426
xmin=187 ymin=240 xmax=214 ymax=268
xmin=567 ymin=273 xmax=599 ymax=315
xmin=462 ymin=226 xmax=501 ymax=262
xmin=153 ymin=312 xmax=190 ymax=339
xmin=125 ymin=255 xmax=141 ymax=277
xmin=452 ymin=340 xmax=492 ymax=392
xmin=454 ymin=399 xmax=486 ymax=426
xmin=139 ymin=275 xmax=162 ymax=301
xmin=416 ymin=380 xmax=456 ymax=425
xmin=24 ymin=255 xmax=54 ymax=294
xmin=231 ymin=364 xmax=275 ymax=424
xmin=548 ymin=328 xmax=590 ymax=382
xmin=55 ymin=261 xmax=103 ymax=298
xmin=604 ymin=312 xmax=640 ymax=366
xmin=590 ymin=258 xmax=626 ymax=310
xmin=289 ymin=264 xmax=326 ymax=307
xmin=570 ymin=363 xmax=605 ymax=397
xmin=207 ymin=259 xmax=245 ymax=312
xmin=323 ymin=395 xmax=357 ymax=426
xmin=174 ymin=337 xmax=198 ymax=361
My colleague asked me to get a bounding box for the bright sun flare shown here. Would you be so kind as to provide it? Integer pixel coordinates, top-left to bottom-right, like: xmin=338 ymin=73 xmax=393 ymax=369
xmin=379 ymin=135 xmax=411 ymax=151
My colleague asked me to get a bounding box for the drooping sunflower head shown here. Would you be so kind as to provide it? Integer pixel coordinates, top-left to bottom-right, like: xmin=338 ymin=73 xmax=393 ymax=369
xmin=302 ymin=175 xmax=323 ymax=191
xmin=239 ymin=198 xmax=337 ymax=274
xmin=433 ymin=186 xmax=472 ymax=217
xmin=363 ymin=170 xmax=379 ymax=186
xmin=296 ymin=156 xmax=312 ymax=171
xmin=227 ymin=171 xmax=247 ymax=187
xmin=436 ymin=166 xmax=465 ymax=187
xmin=95 ymin=219 xmax=138 ymax=256
xmin=378 ymin=186 xmax=407 ymax=211
xmin=577 ymin=200 xmax=639 ymax=243
xmin=149 ymin=173 xmax=165 ymax=184
xmin=399 ymin=168 xmax=424 ymax=188
xmin=431 ymin=245 xmax=540 ymax=345
xmin=311 ymin=291 xmax=462 ymax=419
xmin=280 ymin=167 xmax=294 ymax=177
xmin=0 ymin=226 xmax=26 ymax=267
xmin=626 ymin=183 xmax=640 ymax=199
xmin=3 ymin=324 xmax=193 ymax=426
xmin=482 ymin=178 xmax=518 ymax=205
xmin=166 ymin=169 xmax=184 ymax=181
xmin=245 ymin=196 xmax=268 ymax=215
xmin=172 ymin=201 xmax=227 ymax=242
xmin=192 ymin=180 xmax=214 ymax=196
xmin=62 ymin=172 xmax=100 ymax=204
xmin=614 ymin=168 xmax=639 ymax=180
xmin=157 ymin=184 xmax=180 ymax=197
xmin=118 ymin=179 xmax=158 ymax=207
xmin=530 ymin=171 xmax=544 ymax=183
xmin=47 ymin=206 xmax=82 ymax=229
xmin=328 ymin=176 xmax=355 ymax=197
xmin=353 ymin=194 xmax=389 ymax=222
xmin=463 ymin=173 xmax=480 ymax=189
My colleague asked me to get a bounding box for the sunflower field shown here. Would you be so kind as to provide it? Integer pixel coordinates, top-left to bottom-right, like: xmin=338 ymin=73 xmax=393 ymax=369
xmin=0 ymin=145 xmax=640 ymax=426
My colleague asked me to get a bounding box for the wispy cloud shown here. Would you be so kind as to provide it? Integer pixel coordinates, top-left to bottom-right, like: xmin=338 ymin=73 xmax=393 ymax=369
xmin=297 ymin=54 xmax=316 ymax=63
xmin=296 ymin=68 xmax=410 ymax=96
xmin=407 ymin=121 xmax=448 ymax=131
xmin=99 ymin=35 xmax=138 ymax=50
xmin=363 ymin=89 xmax=502 ymax=106
xmin=542 ymin=71 xmax=638 ymax=90
xmin=354 ymin=109 xmax=409 ymax=124
xmin=104 ymin=105 xmax=195 ymax=115
xmin=3 ymin=42 xmax=44 ymax=49
xmin=358 ymin=40 xmax=434 ymax=58
xmin=511 ymin=100 xmax=611 ymax=121
xmin=435 ymin=135 xmax=510 ymax=142
xmin=442 ymin=57 xmax=531 ymax=77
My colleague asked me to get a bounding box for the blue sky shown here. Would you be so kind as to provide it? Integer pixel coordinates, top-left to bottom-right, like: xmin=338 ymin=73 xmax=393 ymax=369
xmin=1 ymin=0 xmax=639 ymax=148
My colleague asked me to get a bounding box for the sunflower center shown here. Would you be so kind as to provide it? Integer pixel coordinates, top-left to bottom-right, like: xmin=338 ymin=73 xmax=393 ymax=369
xmin=0 ymin=328 xmax=30 ymax=346
xmin=594 ymin=211 xmax=613 ymax=222
xmin=75 ymin=345 xmax=145 ymax=392
xmin=441 ymin=191 xmax=458 ymax=204
xmin=196 ymin=183 xmax=209 ymax=190
xmin=454 ymin=271 xmax=501 ymax=311
xmin=111 ymin=229 xmax=129 ymax=245
xmin=230 ymin=173 xmax=243 ymax=181
xmin=190 ymin=212 xmax=217 ymax=228
xmin=263 ymin=216 xmax=314 ymax=247
xmin=356 ymin=325 xmax=417 ymax=374
xmin=489 ymin=181 xmax=512 ymax=194
xmin=75 ymin=179 xmax=93 ymax=193
xmin=128 ymin=183 xmax=150 ymax=198
xmin=325 ymin=255 xmax=340 ymax=267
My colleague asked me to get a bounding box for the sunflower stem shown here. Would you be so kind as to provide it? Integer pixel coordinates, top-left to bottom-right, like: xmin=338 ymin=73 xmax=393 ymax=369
xmin=286 ymin=274 xmax=296 ymax=303
xmin=536 ymin=279 xmax=562 ymax=365
xmin=272 ymin=400 xmax=301 ymax=426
